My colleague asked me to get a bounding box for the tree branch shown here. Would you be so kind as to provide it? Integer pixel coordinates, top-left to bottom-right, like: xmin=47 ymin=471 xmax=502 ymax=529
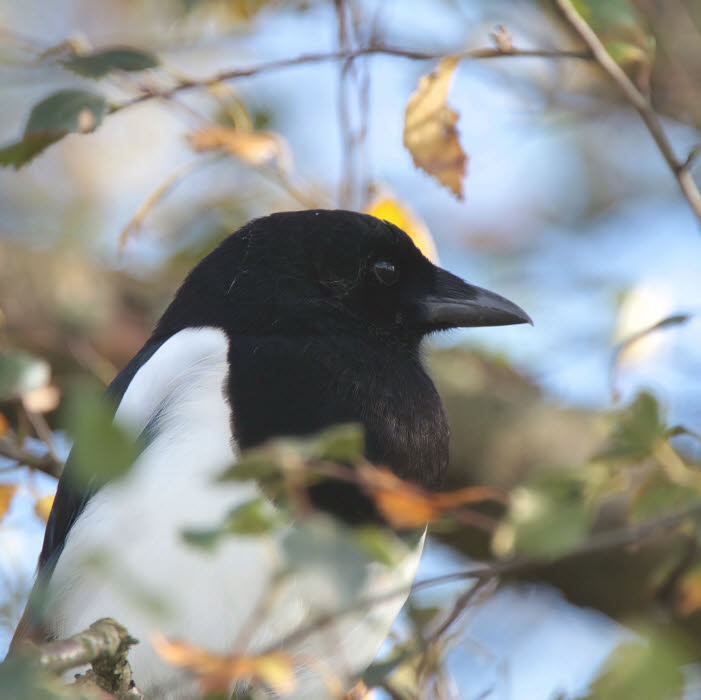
xmin=0 ymin=437 xmax=63 ymax=477
xmin=110 ymin=43 xmax=591 ymax=114
xmin=555 ymin=0 xmax=701 ymax=226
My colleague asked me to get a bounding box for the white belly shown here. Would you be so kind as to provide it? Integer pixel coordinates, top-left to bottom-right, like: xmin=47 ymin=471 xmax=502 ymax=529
xmin=45 ymin=328 xmax=423 ymax=699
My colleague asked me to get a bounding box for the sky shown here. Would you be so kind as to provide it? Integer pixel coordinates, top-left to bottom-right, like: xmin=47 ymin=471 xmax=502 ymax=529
xmin=2 ymin=0 xmax=701 ymax=697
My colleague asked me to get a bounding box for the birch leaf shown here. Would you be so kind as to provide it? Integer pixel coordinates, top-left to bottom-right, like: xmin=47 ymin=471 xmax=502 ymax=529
xmin=403 ymin=57 xmax=467 ymax=199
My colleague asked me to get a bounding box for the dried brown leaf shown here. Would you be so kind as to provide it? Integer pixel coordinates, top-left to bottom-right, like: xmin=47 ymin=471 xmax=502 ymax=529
xmin=403 ymin=56 xmax=467 ymax=199
xmin=153 ymin=634 xmax=296 ymax=695
xmin=187 ymin=127 xmax=280 ymax=166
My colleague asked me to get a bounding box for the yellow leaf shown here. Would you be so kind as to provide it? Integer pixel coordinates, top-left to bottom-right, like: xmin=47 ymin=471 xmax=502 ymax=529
xmin=0 ymin=483 xmax=18 ymax=522
xmin=365 ymin=195 xmax=439 ymax=263
xmin=153 ymin=634 xmax=296 ymax=695
xmin=187 ymin=127 xmax=281 ymax=166
xmin=403 ymin=56 xmax=467 ymax=199
xmin=34 ymin=493 xmax=55 ymax=522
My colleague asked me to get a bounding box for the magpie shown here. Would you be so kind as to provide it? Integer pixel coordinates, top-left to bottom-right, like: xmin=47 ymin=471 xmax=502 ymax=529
xmin=12 ymin=209 xmax=530 ymax=699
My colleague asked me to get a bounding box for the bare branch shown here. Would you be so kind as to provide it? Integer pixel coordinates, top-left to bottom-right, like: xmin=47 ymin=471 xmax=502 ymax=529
xmin=0 ymin=436 xmax=63 ymax=478
xmin=110 ymin=43 xmax=590 ymax=115
xmin=555 ymin=0 xmax=701 ymax=226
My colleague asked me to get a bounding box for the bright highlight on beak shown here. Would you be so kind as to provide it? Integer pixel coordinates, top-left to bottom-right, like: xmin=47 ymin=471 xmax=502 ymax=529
xmin=416 ymin=268 xmax=533 ymax=328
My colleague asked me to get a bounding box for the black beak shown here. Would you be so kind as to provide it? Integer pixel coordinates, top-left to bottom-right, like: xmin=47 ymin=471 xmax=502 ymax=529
xmin=415 ymin=267 xmax=532 ymax=329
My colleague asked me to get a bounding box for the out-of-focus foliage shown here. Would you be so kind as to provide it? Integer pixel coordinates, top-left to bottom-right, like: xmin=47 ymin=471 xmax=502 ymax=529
xmin=1 ymin=0 xmax=701 ymax=697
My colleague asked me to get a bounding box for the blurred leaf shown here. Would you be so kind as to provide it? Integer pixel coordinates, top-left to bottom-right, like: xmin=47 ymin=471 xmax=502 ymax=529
xmin=365 ymin=195 xmax=439 ymax=263
xmin=312 ymin=423 xmax=364 ymax=463
xmin=0 ymin=654 xmax=71 ymax=700
xmin=282 ymin=516 xmax=368 ymax=600
xmin=631 ymin=477 xmax=701 ymax=523
xmin=0 ymin=413 xmax=8 ymax=437
xmin=601 ymin=391 xmax=667 ymax=460
xmin=403 ymin=56 xmax=467 ymax=199
xmin=611 ymin=315 xmax=691 ymax=401
xmin=0 ymin=89 xmax=107 ymax=169
xmin=221 ymin=424 xmax=364 ymax=482
xmin=61 ymin=47 xmax=159 ymax=78
xmin=354 ymin=526 xmax=406 ymax=566
xmin=363 ymin=648 xmax=416 ymax=687
xmin=493 ymin=473 xmax=592 ymax=557
xmin=34 ymin=494 xmax=55 ymax=523
xmin=183 ymin=498 xmax=281 ymax=549
xmin=359 ymin=465 xmax=503 ymax=529
xmin=676 ymin=564 xmax=701 ymax=616
xmin=187 ymin=127 xmax=284 ymax=167
xmin=406 ymin=602 xmax=441 ymax=632
xmin=0 ymin=350 xmax=50 ymax=400
xmin=586 ymin=624 xmax=693 ymax=700
xmin=153 ymin=634 xmax=296 ymax=694
xmin=0 ymin=484 xmax=18 ymax=521
xmin=62 ymin=382 xmax=139 ymax=488
xmin=570 ymin=0 xmax=655 ymax=88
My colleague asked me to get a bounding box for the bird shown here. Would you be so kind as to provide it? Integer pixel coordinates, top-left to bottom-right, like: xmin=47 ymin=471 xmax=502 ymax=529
xmin=11 ymin=209 xmax=530 ymax=699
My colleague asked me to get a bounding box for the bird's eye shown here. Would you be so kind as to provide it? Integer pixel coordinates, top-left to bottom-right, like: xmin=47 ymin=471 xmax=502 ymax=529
xmin=372 ymin=261 xmax=399 ymax=286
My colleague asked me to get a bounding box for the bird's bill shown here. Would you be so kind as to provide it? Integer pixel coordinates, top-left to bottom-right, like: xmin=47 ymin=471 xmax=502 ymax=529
xmin=415 ymin=268 xmax=532 ymax=328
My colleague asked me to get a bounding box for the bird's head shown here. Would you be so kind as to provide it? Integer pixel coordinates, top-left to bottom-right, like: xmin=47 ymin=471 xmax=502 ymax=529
xmin=156 ymin=209 xmax=531 ymax=343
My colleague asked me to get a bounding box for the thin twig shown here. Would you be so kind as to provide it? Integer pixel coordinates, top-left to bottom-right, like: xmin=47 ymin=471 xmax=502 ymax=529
xmin=109 ymin=44 xmax=591 ymax=115
xmin=262 ymin=500 xmax=701 ymax=655
xmin=555 ymin=0 xmax=701 ymax=226
xmin=0 ymin=437 xmax=63 ymax=478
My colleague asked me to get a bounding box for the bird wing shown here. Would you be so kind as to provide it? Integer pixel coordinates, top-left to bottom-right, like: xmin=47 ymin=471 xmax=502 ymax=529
xmin=11 ymin=327 xmax=235 ymax=651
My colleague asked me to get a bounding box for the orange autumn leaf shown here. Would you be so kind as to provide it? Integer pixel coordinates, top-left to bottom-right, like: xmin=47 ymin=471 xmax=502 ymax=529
xmin=0 ymin=483 xmax=18 ymax=522
xmin=676 ymin=566 xmax=701 ymax=616
xmin=358 ymin=465 xmax=504 ymax=529
xmin=0 ymin=412 xmax=9 ymax=437
xmin=403 ymin=56 xmax=467 ymax=199
xmin=153 ymin=634 xmax=296 ymax=695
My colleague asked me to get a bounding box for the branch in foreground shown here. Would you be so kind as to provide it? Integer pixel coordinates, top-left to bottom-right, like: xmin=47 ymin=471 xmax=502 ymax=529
xmin=111 ymin=43 xmax=591 ymax=114
xmin=555 ymin=0 xmax=701 ymax=227
xmin=34 ymin=618 xmax=140 ymax=698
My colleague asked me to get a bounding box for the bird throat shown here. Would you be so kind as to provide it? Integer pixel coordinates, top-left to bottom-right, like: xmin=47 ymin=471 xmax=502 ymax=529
xmin=226 ymin=334 xmax=450 ymax=525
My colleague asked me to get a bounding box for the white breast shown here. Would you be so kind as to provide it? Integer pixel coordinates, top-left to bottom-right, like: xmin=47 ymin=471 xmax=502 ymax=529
xmin=46 ymin=327 xmax=423 ymax=699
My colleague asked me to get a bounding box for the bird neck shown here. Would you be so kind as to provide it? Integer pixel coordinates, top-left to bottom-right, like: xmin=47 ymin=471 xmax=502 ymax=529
xmin=226 ymin=333 xmax=449 ymax=493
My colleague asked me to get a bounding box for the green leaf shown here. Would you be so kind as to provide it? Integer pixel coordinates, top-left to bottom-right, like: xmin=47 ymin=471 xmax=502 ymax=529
xmin=631 ymin=478 xmax=701 ymax=523
xmin=0 ymin=134 xmax=63 ymax=169
xmin=25 ymin=89 xmax=107 ymax=135
xmin=571 ymin=0 xmax=655 ymax=81
xmin=493 ymin=473 xmax=592 ymax=558
xmin=0 ymin=350 xmax=50 ymax=400
xmin=602 ymin=391 xmax=667 ymax=460
xmin=62 ymin=382 xmax=139 ymax=488
xmin=62 ymin=47 xmax=159 ymax=78
xmin=312 ymin=423 xmax=364 ymax=463
xmin=223 ymin=498 xmax=280 ymax=535
xmin=0 ymin=89 xmax=107 ymax=169
xmin=183 ymin=499 xmax=281 ymax=549
xmin=587 ymin=624 xmax=693 ymax=700
xmin=354 ymin=526 xmax=406 ymax=566
xmin=363 ymin=648 xmax=416 ymax=687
